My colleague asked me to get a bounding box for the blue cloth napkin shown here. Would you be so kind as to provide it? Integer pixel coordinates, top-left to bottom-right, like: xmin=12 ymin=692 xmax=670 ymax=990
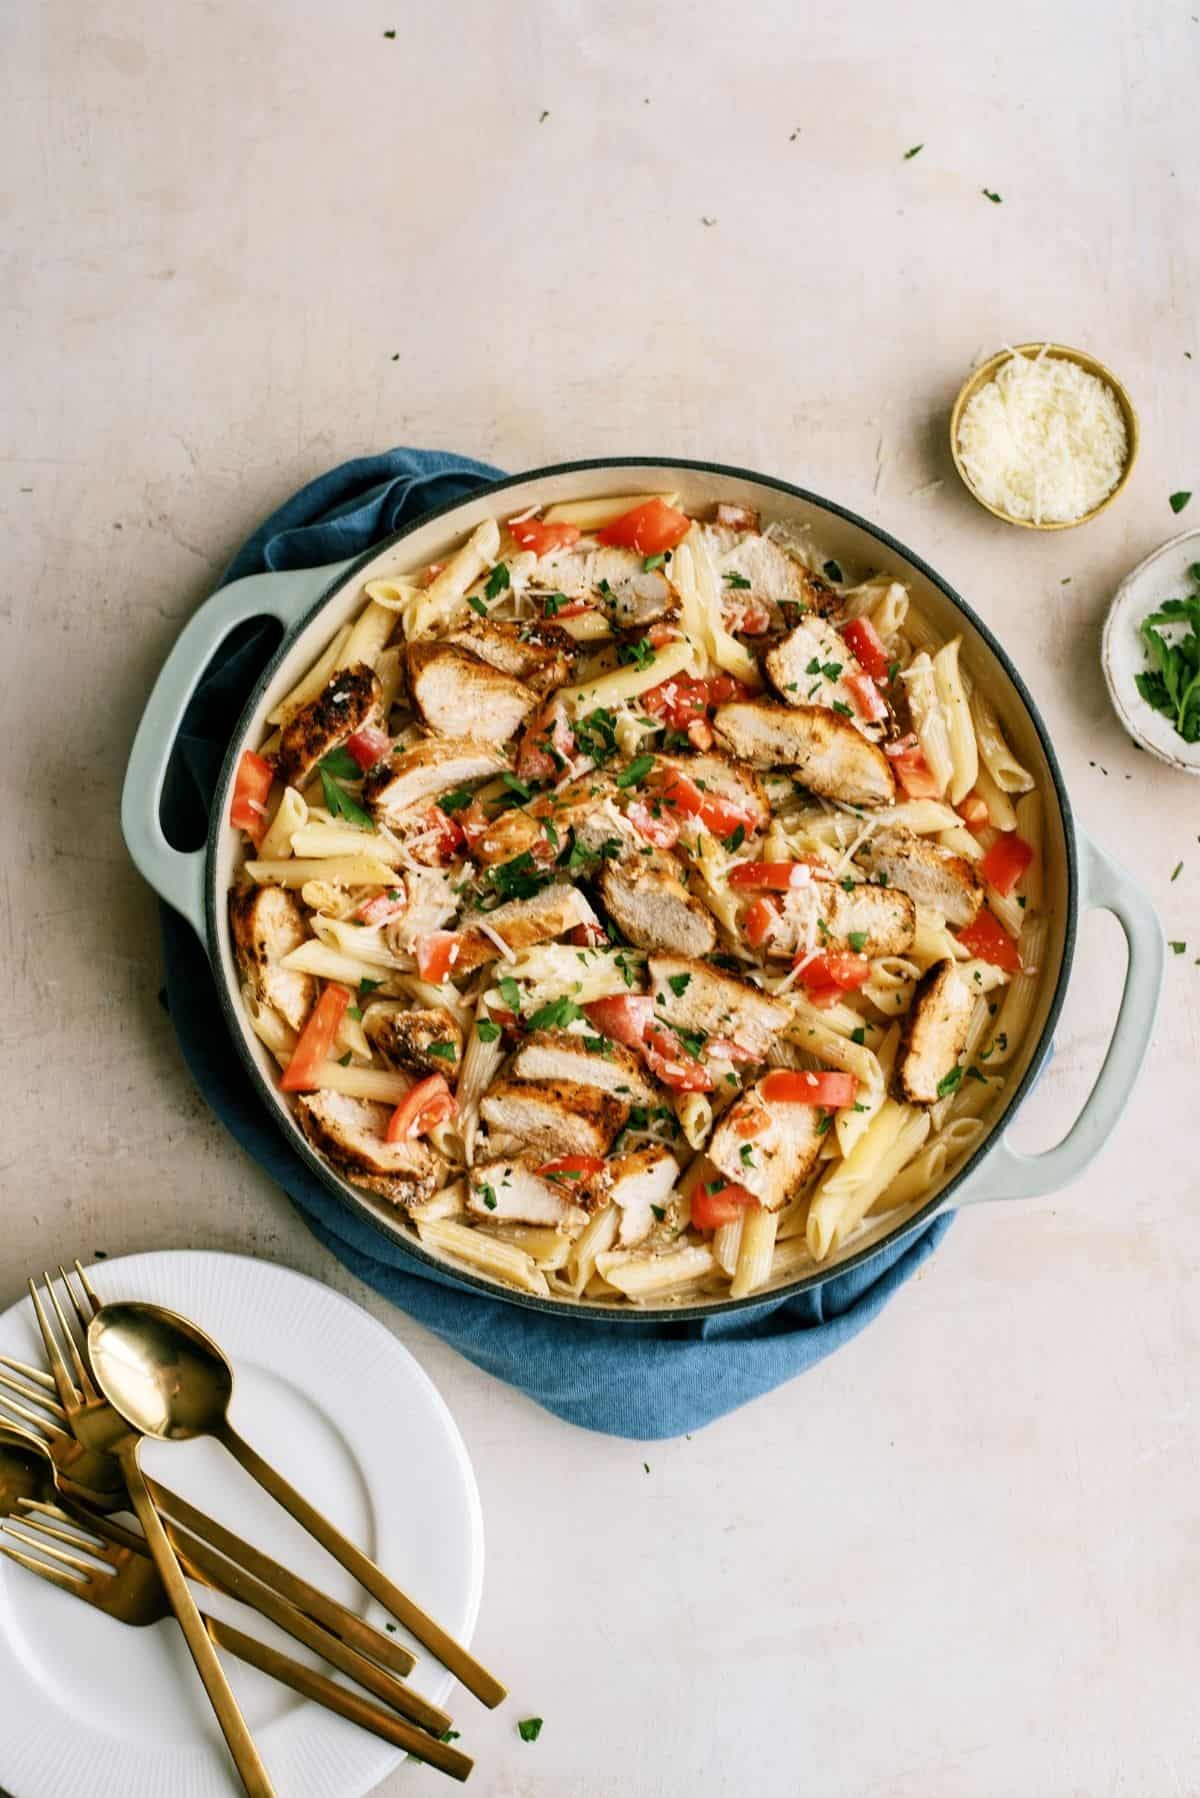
xmin=158 ymin=446 xmax=953 ymax=1440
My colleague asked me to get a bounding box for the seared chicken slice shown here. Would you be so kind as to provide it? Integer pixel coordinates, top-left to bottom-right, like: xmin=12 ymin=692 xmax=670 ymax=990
xmin=713 ymin=700 xmax=895 ymax=807
xmin=647 ymin=954 xmax=791 ymax=1060
xmin=480 ymin=1078 xmax=628 ymax=1159
xmin=444 ymin=618 xmax=576 ymax=695
xmin=509 ymin=1030 xmax=658 ymax=1108
xmin=229 ymin=884 xmax=315 ymax=1032
xmin=407 ymin=642 xmax=538 ymax=742
xmin=272 ymin=663 xmax=382 ymax=790
xmin=652 ymin=751 xmax=770 ymax=833
xmin=295 ymin=1090 xmax=443 ymax=1207
xmin=363 ymin=738 xmax=507 ymax=825
xmin=590 ymin=1146 xmax=681 ymax=1246
xmin=764 ymin=879 xmax=915 ymax=960
xmin=530 ymin=545 xmax=679 ymax=627
xmin=708 ymin=1080 xmax=825 ymax=1211
xmin=764 ymin=617 xmax=877 ymax=727
xmin=466 ymin=807 xmax=549 ymax=867
xmin=894 ymin=958 xmax=974 ymax=1104
xmin=454 ymin=883 xmax=598 ymax=976
xmin=854 ymin=826 xmax=984 ymax=928
xmin=467 ymin=1156 xmax=588 ymax=1229
xmin=706 ymin=530 xmax=839 ymax=617
xmin=364 ymin=1003 xmax=463 ymax=1077
xmin=598 ymin=858 xmax=717 ymax=958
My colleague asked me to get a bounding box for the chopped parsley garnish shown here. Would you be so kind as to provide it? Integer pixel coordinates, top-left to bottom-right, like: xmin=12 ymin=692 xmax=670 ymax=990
xmin=1169 ymin=491 xmax=1192 ymax=515
xmin=650 ymin=1204 xmax=667 ymax=1221
xmin=486 ymin=852 xmax=552 ymax=902
xmin=832 ymin=700 xmax=853 ymax=718
xmin=847 ymin=930 xmax=868 ymax=952
xmin=723 ymin=569 xmax=752 ymax=589
xmin=427 ymin=1040 xmax=458 ymax=1061
xmin=573 ymin=707 xmax=619 ymax=765
xmin=1171 ymin=861 xmax=1183 ymax=881
xmin=527 ymin=996 xmax=585 ymax=1031
xmin=347 ymin=1005 xmax=363 ymax=1021
xmin=822 ymin=559 xmax=844 ymax=584
xmin=485 ymin=561 xmax=511 ymax=599
xmin=320 ymin=746 xmax=361 ymax=778
xmin=614 ymin=951 xmax=639 ymax=988
xmin=966 ymin=1065 xmax=988 ymax=1083
xmin=480 ymin=1184 xmax=497 ymax=1211
xmin=318 ymin=755 xmax=372 ymax=828
xmin=476 ymin=1018 xmax=501 ymax=1043
xmin=642 ymin=552 xmax=668 ymax=572
xmin=619 ymin=637 xmax=656 ymax=671
xmin=543 ymin=818 xmax=559 ymax=848
xmin=616 ymin=754 xmax=655 ymax=788
xmin=541 ymin=591 xmax=568 ymax=616
xmin=566 ymin=839 xmax=599 ymax=870
xmin=497 ymin=974 xmax=522 ymax=1012
xmin=903 ymin=143 xmax=923 ymax=160
xmin=357 ymin=976 xmax=383 ymax=999
xmin=337 ymin=1051 xmax=352 ymax=1066
xmin=667 ymin=972 xmax=692 ymax=997
xmin=981 ymin=188 xmax=1002 ymax=203
xmin=887 ymin=659 xmax=900 ymax=683
xmin=1134 ymin=567 xmax=1200 ymax=744
xmin=850 ymin=1026 xmax=866 ymax=1045
xmin=467 ymin=594 xmax=488 ymax=618
xmin=439 ymin=786 xmax=473 ymax=813
xmin=739 ymin=1143 xmax=756 ymax=1168
xmin=503 ymin=772 xmax=533 ymax=801
xmin=582 ymin=1035 xmax=609 ymax=1055
xmin=936 ymin=1065 xmax=964 ymax=1098
xmin=723 ymin=823 xmax=746 ymax=853
xmin=705 ymin=1177 xmax=724 ymax=1194
xmin=815 ymin=1109 xmax=834 ymax=1135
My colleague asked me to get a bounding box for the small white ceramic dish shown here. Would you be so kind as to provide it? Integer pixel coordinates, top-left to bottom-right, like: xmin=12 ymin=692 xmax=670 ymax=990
xmin=0 ymin=1250 xmax=484 ymax=1798
xmin=1102 ymin=528 xmax=1200 ymax=775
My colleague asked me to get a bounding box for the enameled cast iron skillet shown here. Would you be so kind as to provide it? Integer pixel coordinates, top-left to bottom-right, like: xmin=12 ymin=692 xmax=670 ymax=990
xmin=123 ymin=459 xmax=1164 ymax=1319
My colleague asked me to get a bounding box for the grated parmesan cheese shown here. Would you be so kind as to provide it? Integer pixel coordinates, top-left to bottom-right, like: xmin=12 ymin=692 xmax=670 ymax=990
xmin=956 ymin=347 xmax=1128 ymax=525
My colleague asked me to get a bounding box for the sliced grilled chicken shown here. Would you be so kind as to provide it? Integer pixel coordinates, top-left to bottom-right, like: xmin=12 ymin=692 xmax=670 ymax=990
xmin=647 ymin=954 xmax=791 ymax=1060
xmin=591 ymin=1146 xmax=681 ymax=1246
xmin=706 ymin=530 xmax=838 ymax=617
xmin=510 ymin=1029 xmax=658 ymax=1108
xmin=530 ymin=544 xmax=679 ymax=628
xmin=454 ymin=883 xmax=598 ymax=975
xmin=467 ymin=806 xmax=549 ymax=867
xmin=652 ymin=751 xmax=770 ymax=832
xmin=598 ymin=858 xmax=717 ymax=958
xmin=480 ymin=1078 xmax=628 ymax=1159
xmin=363 ymin=738 xmax=507 ymax=825
xmin=713 ymin=700 xmax=895 ymax=806
xmin=228 ymin=884 xmax=315 ymax=1032
xmin=363 ymin=1003 xmax=463 ymax=1077
xmin=854 ymin=826 xmax=984 ymax=928
xmin=714 ymin=502 xmax=760 ymax=532
xmin=708 ymin=1080 xmax=825 ymax=1210
xmin=295 ymin=1090 xmax=442 ymax=1207
xmin=272 ymin=663 xmax=382 ymax=790
xmin=444 ymin=618 xmax=576 ymax=694
xmin=764 ymin=616 xmax=876 ymax=725
xmin=766 ymin=880 xmax=916 ymax=960
xmin=565 ymin=784 xmax=646 ymax=859
xmin=407 ymin=642 xmax=538 ymax=742
xmin=894 ymin=958 xmax=974 ymax=1104
xmin=466 ymin=1156 xmax=588 ymax=1229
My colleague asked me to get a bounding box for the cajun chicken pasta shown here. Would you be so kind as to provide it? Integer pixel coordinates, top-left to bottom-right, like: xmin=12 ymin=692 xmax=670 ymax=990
xmin=228 ymin=492 xmax=1046 ymax=1303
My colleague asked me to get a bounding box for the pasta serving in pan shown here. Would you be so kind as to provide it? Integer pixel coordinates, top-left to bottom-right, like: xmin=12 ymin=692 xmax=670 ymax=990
xmin=227 ymin=491 xmax=1046 ymax=1305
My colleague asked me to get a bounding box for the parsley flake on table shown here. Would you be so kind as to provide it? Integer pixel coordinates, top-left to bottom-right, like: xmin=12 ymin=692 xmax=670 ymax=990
xmin=1170 ymin=940 xmax=1187 ymax=954
xmin=1169 ymin=491 xmax=1192 ymax=515
xmin=1171 ymin=861 xmax=1183 ymax=881
xmin=982 ymin=188 xmax=1003 ymax=203
xmin=903 ymin=143 xmax=924 ymax=160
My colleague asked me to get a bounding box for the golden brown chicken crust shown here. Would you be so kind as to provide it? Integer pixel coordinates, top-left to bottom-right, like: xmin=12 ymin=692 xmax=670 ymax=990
xmin=271 ymin=663 xmax=382 ymax=790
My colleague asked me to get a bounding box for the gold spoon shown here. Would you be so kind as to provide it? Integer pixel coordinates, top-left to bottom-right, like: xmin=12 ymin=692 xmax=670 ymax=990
xmin=88 ymin=1301 xmax=505 ymax=1708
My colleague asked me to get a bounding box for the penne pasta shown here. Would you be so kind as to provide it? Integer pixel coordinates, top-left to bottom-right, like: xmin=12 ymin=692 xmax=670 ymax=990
xmin=674 ymin=1090 xmax=713 ymax=1151
xmin=595 ymin=1244 xmax=716 ymax=1298
xmin=280 ymin=939 xmax=403 ymax=988
xmin=730 ymin=1206 xmax=779 ymax=1299
xmin=903 ymin=652 xmax=954 ymax=796
xmin=407 ymin=517 xmax=502 ymax=641
xmin=245 ymin=855 xmax=398 ymax=890
xmin=970 ymin=686 xmax=1034 ymax=793
xmin=712 ymin=1215 xmax=746 ymax=1278
xmin=933 ymin=637 xmax=978 ymax=804
xmin=257 ymin=786 xmax=307 ymax=861
xmin=416 ymin=1218 xmax=550 ymax=1296
xmin=540 ymin=492 xmax=679 ymax=529
xmin=556 ymin=638 xmax=693 ymax=716
xmin=568 ymin=1204 xmax=619 ymax=1296
xmin=981 ymin=914 xmax=1046 ymax=1065
xmin=1014 ymin=790 xmax=1044 ymax=908
xmin=305 ymin=1062 xmax=413 ymax=1104
xmin=335 ymin=598 xmax=395 ymax=671
xmin=974 ymin=760 xmax=1018 ymax=832
xmin=241 ymin=986 xmax=297 ymax=1063
xmin=289 ymin=823 xmax=405 ymax=864
xmin=267 ymin=625 xmax=352 ymax=726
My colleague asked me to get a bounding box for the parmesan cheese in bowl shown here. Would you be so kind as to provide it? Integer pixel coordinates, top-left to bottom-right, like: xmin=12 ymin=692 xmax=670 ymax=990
xmin=950 ymin=342 xmax=1137 ymax=529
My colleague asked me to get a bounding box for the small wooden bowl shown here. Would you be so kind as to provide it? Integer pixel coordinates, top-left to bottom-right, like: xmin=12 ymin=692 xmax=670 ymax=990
xmin=949 ymin=342 xmax=1139 ymax=530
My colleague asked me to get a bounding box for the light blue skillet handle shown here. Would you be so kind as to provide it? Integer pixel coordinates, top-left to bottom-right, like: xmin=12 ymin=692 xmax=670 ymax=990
xmin=950 ymin=827 xmax=1163 ymax=1208
xmin=120 ymin=560 xmax=355 ymax=943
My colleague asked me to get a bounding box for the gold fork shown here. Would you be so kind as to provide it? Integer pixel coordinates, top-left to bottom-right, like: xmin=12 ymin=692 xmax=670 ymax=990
xmin=0 ymin=1349 xmax=420 ymax=1681
xmin=0 ymin=1505 xmax=473 ymax=1784
xmin=25 ymin=1267 xmax=275 ymax=1797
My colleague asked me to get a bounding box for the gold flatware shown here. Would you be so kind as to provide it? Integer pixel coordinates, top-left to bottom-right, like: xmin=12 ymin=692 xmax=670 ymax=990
xmin=0 ymin=1500 xmax=473 ymax=1783
xmin=88 ymin=1298 xmax=507 ymax=1709
xmin=28 ymin=1274 xmax=276 ymax=1797
xmin=0 ymin=1349 xmax=419 ymax=1682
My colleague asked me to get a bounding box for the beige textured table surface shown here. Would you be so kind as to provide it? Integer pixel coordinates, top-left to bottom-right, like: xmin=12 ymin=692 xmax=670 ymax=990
xmin=3 ymin=3 xmax=1198 ymax=1794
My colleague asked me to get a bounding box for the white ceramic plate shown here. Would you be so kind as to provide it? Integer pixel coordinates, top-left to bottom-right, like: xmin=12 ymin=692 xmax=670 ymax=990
xmin=0 ymin=1251 xmax=484 ymax=1798
xmin=1102 ymin=528 xmax=1200 ymax=774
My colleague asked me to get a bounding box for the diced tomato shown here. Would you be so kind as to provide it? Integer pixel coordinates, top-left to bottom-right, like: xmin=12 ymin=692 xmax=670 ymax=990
xmin=845 ymin=670 xmax=889 ymax=724
xmin=419 ymin=805 xmax=465 ymax=864
xmin=692 ymin=1183 xmax=760 ymax=1231
xmin=544 ymin=597 xmax=593 ymax=620
xmin=641 ymin=1022 xmax=714 ymax=1091
xmin=415 ymin=931 xmax=462 ymax=984
xmin=706 ymin=674 xmax=753 ymax=705
xmin=386 ymin=1073 xmax=457 ymax=1144
xmin=743 ymin=895 xmax=780 ymax=949
xmin=885 ymin=733 xmax=942 ymax=799
xmin=686 ymin=719 xmax=714 ymax=750
xmin=642 ymin=676 xmax=709 ymax=728
xmin=956 ymin=907 xmax=1023 ymax=973
xmin=979 ymin=831 xmax=1034 ymax=896
xmin=841 ymin=616 xmax=891 ymax=681
xmin=647 ymin=622 xmax=679 ymax=649
xmin=354 ymin=888 xmax=407 ymax=926
xmin=656 ymin=770 xmax=757 ymax=840
xmin=507 ymin=515 xmax=582 ymax=556
xmin=568 ymin=920 xmax=609 ymax=947
xmin=537 ymin=1154 xmax=606 ymax=1183
xmin=516 ymin=703 xmax=575 ymax=783
xmin=595 ymin=497 xmax=691 ymax=556
xmin=486 ymin=1005 xmax=520 ymax=1034
xmin=957 ymin=793 xmax=991 ymax=834
xmin=729 ymin=858 xmax=829 ymax=891
xmin=795 ymin=951 xmax=871 ymax=999
xmin=457 ymin=798 xmax=492 ymax=851
xmin=230 ymin=750 xmax=274 ymax=844
xmin=583 ymin=994 xmax=655 ymax=1051
xmin=760 ymin=1068 xmax=858 ymax=1108
xmin=345 ymin=725 xmax=392 ymax=772
xmin=729 ymin=599 xmax=772 ymax=635
xmin=626 ymin=798 xmax=680 ymax=849
xmin=279 ymin=984 xmax=351 ymax=1092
